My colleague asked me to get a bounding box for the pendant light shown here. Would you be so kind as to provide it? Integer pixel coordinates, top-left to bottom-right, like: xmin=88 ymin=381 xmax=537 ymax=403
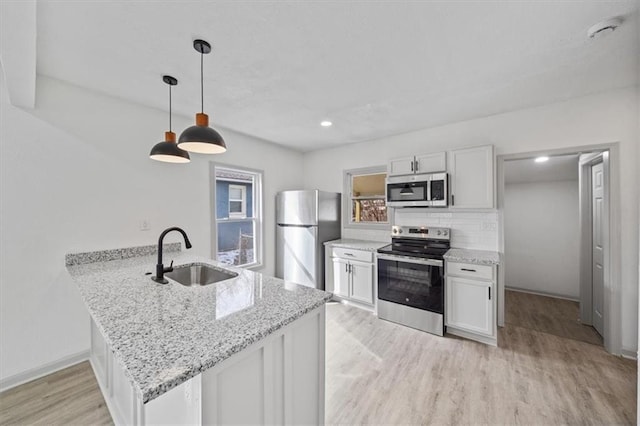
xmin=178 ymin=39 xmax=227 ymax=154
xmin=149 ymin=76 xmax=190 ymax=163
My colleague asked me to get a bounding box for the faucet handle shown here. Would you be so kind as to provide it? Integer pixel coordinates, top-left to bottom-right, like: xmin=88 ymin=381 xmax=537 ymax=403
xmin=164 ymin=260 xmax=174 ymax=273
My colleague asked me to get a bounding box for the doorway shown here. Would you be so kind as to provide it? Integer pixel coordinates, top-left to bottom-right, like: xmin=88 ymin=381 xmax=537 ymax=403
xmin=502 ymin=153 xmax=603 ymax=345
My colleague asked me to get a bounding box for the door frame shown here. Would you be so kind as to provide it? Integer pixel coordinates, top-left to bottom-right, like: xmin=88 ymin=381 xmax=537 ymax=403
xmin=496 ymin=142 xmax=621 ymax=355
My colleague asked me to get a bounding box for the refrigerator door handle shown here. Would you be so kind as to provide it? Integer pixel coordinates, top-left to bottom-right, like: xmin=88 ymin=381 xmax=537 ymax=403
xmin=277 ymin=223 xmax=314 ymax=228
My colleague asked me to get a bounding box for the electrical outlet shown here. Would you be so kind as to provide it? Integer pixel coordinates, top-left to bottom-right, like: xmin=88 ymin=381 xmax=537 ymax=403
xmin=140 ymin=219 xmax=150 ymax=231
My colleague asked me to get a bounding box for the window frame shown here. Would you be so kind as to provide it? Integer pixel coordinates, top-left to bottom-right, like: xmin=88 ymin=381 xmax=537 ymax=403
xmin=210 ymin=162 xmax=263 ymax=270
xmin=228 ymin=184 xmax=247 ymax=218
xmin=343 ymin=165 xmax=390 ymax=230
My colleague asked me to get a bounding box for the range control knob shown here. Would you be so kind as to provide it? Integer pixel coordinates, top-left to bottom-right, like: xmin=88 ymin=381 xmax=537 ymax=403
xmin=437 ymin=230 xmax=442 ymax=236
xmin=397 ymin=228 xmax=403 ymax=234
xmin=443 ymin=230 xmax=448 ymax=236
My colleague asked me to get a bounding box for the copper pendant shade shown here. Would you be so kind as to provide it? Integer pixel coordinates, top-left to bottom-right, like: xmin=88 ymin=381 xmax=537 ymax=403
xmin=178 ymin=39 xmax=227 ymax=154
xmin=149 ymin=76 xmax=190 ymax=163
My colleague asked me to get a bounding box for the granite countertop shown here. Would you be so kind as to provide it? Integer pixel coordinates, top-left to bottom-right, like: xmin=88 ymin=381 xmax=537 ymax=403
xmin=444 ymin=248 xmax=500 ymax=265
xmin=66 ymin=249 xmax=331 ymax=404
xmin=324 ymin=238 xmax=388 ymax=252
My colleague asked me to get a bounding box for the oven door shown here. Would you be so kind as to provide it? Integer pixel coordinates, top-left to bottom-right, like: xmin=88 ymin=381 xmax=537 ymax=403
xmin=377 ymin=254 xmax=444 ymax=313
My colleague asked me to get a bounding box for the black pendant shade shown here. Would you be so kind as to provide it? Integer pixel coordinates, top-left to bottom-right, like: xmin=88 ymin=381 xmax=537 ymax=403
xmin=178 ymin=113 xmax=227 ymax=154
xmin=150 ymin=75 xmax=191 ymax=164
xmin=178 ymin=39 xmax=226 ymax=154
xmin=150 ymin=132 xmax=191 ymax=163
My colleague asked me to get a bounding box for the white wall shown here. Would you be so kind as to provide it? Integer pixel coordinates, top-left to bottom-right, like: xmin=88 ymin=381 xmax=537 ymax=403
xmin=504 ymin=180 xmax=580 ymax=299
xmin=303 ymin=86 xmax=639 ymax=354
xmin=0 ymin=75 xmax=304 ymax=383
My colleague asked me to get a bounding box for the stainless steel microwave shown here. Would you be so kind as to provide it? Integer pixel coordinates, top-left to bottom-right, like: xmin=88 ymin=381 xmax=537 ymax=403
xmin=386 ymin=173 xmax=449 ymax=208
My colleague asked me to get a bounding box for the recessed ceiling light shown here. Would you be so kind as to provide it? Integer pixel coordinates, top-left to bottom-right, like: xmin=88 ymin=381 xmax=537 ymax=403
xmin=535 ymin=156 xmax=549 ymax=163
xmin=320 ymin=120 xmax=332 ymax=127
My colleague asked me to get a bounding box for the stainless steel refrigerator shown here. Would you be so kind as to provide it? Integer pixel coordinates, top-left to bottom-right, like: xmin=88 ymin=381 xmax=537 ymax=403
xmin=276 ymin=190 xmax=341 ymax=290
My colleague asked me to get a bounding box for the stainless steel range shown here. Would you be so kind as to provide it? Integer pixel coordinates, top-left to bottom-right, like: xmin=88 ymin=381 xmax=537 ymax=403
xmin=377 ymin=225 xmax=450 ymax=336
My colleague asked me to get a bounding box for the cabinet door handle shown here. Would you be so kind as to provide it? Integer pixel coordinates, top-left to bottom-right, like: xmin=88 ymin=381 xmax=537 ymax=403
xmin=451 ymin=194 xmax=455 ymax=206
xmin=345 ymin=263 xmax=348 ymax=273
xmin=414 ymin=160 xmax=418 ymax=172
xmin=488 ymin=287 xmax=491 ymax=300
xmin=343 ymin=253 xmax=354 ymax=257
xmin=461 ymin=268 xmax=476 ymax=272
xmin=410 ymin=161 xmax=414 ymax=172
xmin=349 ymin=264 xmax=353 ymax=274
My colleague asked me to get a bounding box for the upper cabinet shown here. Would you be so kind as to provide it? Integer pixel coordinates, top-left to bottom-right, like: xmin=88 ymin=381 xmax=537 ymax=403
xmin=448 ymin=145 xmax=494 ymax=209
xmin=388 ymin=152 xmax=446 ymax=177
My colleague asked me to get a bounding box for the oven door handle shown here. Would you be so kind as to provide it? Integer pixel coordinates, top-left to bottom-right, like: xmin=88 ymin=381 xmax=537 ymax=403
xmin=377 ymin=254 xmax=443 ymax=267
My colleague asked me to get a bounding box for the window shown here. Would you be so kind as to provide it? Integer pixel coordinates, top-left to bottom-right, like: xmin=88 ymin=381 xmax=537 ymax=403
xmin=212 ymin=164 xmax=262 ymax=268
xmin=228 ymin=185 xmax=246 ymax=218
xmin=344 ymin=166 xmax=388 ymax=228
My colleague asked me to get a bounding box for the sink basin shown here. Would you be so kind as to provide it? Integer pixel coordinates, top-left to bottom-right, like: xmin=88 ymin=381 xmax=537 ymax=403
xmin=166 ymin=263 xmax=238 ymax=287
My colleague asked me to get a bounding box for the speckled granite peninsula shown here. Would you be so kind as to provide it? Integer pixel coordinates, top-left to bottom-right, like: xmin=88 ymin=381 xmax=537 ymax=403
xmin=66 ymin=245 xmax=331 ymax=425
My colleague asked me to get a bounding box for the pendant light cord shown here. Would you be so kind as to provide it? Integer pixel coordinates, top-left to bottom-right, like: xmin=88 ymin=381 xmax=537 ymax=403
xmin=200 ymin=50 xmax=204 ymax=114
xmin=168 ymin=83 xmax=172 ymax=132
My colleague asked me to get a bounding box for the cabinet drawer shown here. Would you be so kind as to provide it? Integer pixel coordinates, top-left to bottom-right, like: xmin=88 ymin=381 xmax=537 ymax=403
xmin=332 ymin=247 xmax=373 ymax=263
xmin=447 ymin=262 xmax=494 ymax=281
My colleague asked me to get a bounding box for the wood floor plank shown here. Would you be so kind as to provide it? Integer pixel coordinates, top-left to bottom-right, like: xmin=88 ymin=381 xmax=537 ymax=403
xmin=0 ymin=361 xmax=112 ymax=426
xmin=505 ymin=289 xmax=603 ymax=345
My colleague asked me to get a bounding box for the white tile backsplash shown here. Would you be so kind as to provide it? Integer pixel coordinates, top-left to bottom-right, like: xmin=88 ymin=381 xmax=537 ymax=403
xmin=395 ymin=209 xmax=499 ymax=251
xmin=341 ymin=210 xmax=500 ymax=251
xmin=341 ymin=227 xmax=390 ymax=242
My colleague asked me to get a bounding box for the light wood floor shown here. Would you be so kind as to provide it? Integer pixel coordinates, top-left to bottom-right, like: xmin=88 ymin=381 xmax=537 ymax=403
xmin=0 ymin=361 xmax=112 ymax=426
xmin=1 ymin=303 xmax=635 ymax=425
xmin=506 ymin=289 xmax=603 ymax=346
xmin=326 ymin=302 xmax=636 ymax=425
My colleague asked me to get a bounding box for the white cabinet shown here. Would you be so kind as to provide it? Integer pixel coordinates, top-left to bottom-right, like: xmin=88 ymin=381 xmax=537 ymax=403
xmin=415 ymin=152 xmax=447 ymax=174
xmin=388 ymin=152 xmax=446 ymax=176
xmin=90 ymin=306 xmax=326 ymax=425
xmin=448 ymin=145 xmax=494 ymax=209
xmin=332 ymin=257 xmax=350 ymax=298
xmin=326 ymin=247 xmax=375 ymax=308
xmin=350 ymin=261 xmax=374 ymax=304
xmin=445 ymin=261 xmax=497 ymax=345
xmin=446 ymin=276 xmax=493 ymax=336
xmin=388 ymin=157 xmax=415 ymax=176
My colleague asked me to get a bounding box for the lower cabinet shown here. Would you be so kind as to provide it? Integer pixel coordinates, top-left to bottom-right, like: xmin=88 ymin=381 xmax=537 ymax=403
xmin=90 ymin=305 xmax=326 ymax=425
xmin=445 ymin=262 xmax=497 ymax=345
xmin=350 ymin=261 xmax=374 ymax=304
xmin=326 ymin=247 xmax=375 ymax=308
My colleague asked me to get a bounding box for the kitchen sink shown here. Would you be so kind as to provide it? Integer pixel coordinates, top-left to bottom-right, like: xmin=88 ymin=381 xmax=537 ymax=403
xmin=165 ymin=263 xmax=238 ymax=287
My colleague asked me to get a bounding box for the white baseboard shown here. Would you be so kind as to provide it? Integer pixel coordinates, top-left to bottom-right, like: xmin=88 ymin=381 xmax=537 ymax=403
xmin=505 ymin=286 xmax=579 ymax=302
xmin=0 ymin=350 xmax=90 ymax=393
xmin=620 ymin=347 xmax=638 ymax=361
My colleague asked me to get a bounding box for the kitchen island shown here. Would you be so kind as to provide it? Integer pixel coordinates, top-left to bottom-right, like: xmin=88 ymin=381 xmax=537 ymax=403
xmin=66 ymin=244 xmax=331 ymax=425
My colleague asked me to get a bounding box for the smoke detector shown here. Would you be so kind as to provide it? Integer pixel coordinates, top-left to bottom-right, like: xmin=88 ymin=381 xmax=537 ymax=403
xmin=587 ymin=17 xmax=622 ymax=39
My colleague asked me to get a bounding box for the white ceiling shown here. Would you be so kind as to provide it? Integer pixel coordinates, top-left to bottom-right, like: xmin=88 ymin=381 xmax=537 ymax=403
xmin=31 ymin=1 xmax=640 ymax=151
xmin=505 ymin=154 xmax=579 ymax=184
